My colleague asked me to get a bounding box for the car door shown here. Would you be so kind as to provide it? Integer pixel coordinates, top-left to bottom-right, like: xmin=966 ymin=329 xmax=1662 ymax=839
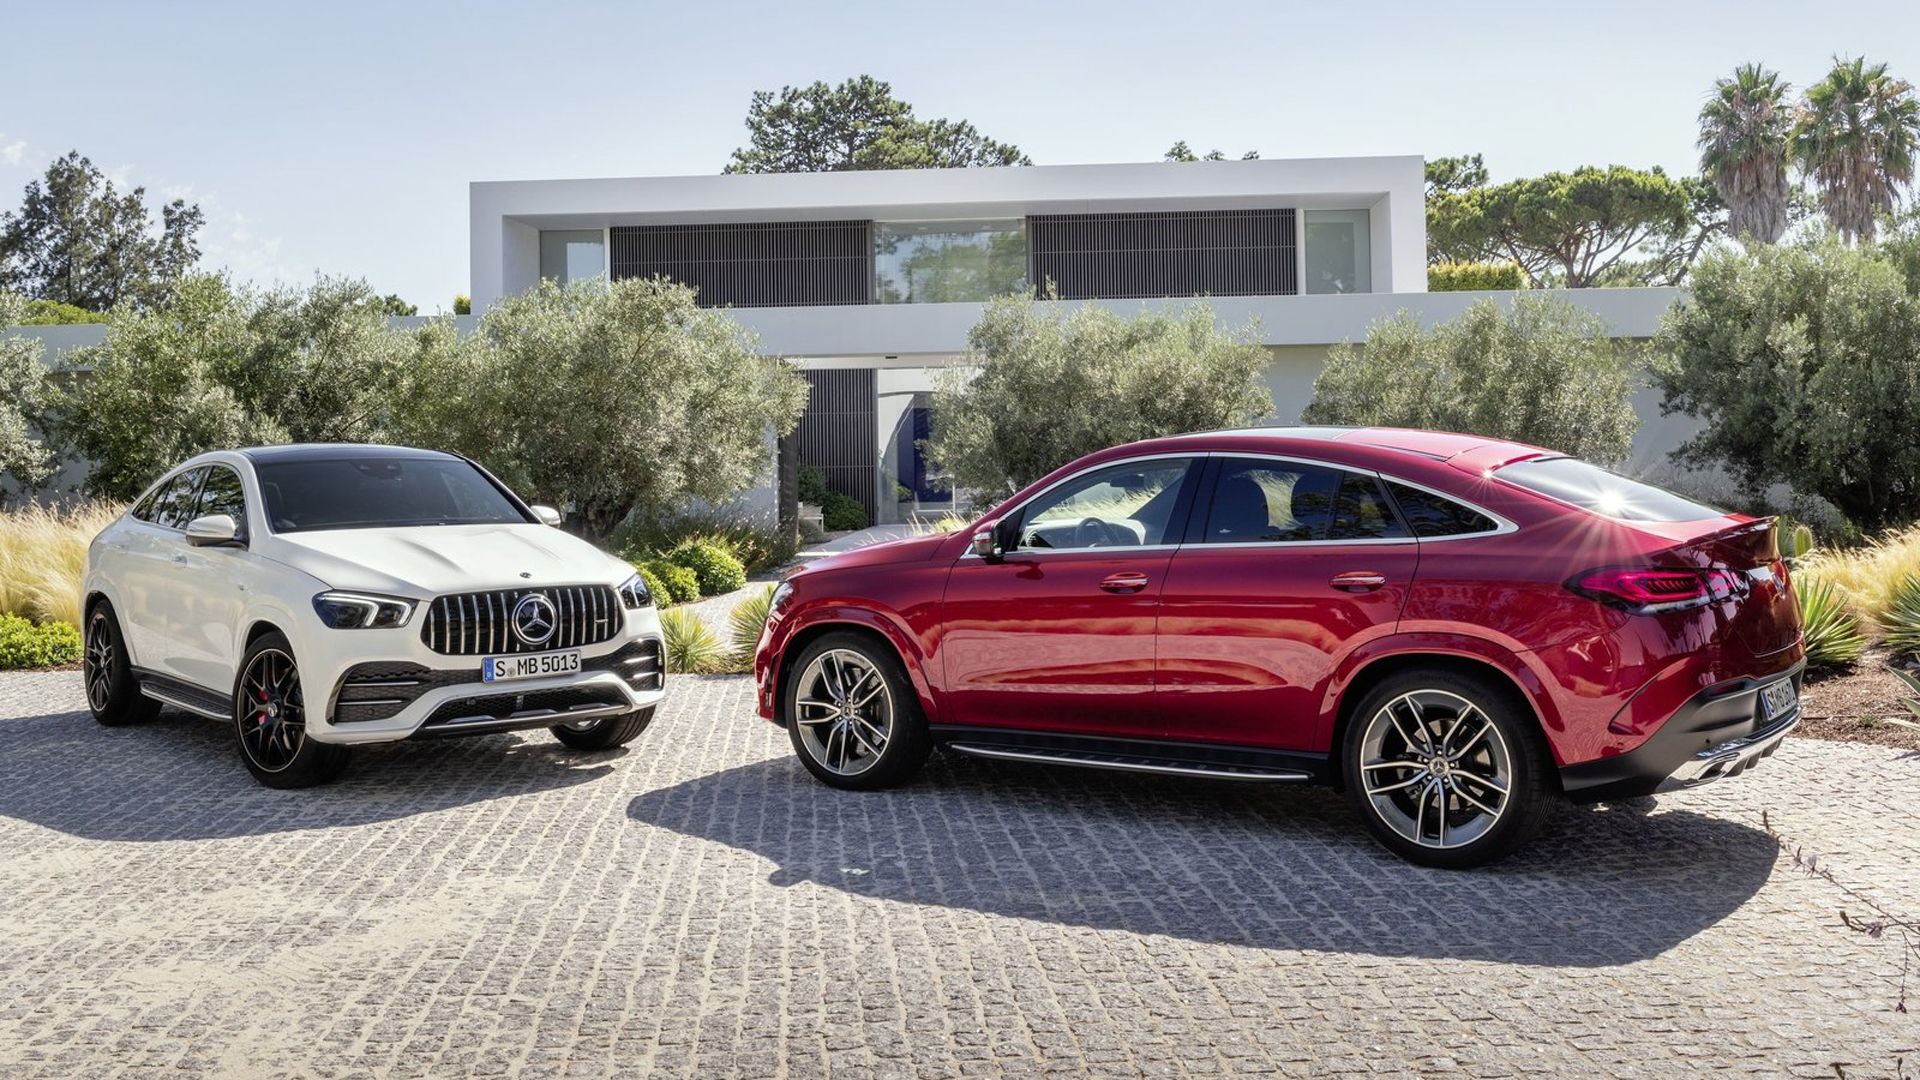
xmin=1154 ymin=456 xmax=1419 ymax=750
xmin=939 ymin=456 xmax=1201 ymax=738
xmin=118 ymin=467 xmax=207 ymax=676
xmin=168 ymin=463 xmax=258 ymax=693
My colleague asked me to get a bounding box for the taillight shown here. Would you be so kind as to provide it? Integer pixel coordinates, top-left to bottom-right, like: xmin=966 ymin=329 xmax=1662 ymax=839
xmin=1568 ymin=567 xmax=1745 ymax=614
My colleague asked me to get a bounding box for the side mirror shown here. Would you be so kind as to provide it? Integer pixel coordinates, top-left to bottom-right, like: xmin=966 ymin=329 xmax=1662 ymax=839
xmin=970 ymin=527 xmax=998 ymax=559
xmin=531 ymin=504 xmax=563 ymax=527
xmin=184 ymin=514 xmax=241 ymax=547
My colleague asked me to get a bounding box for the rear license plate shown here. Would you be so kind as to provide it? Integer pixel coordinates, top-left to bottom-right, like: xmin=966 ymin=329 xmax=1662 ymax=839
xmin=1760 ymin=678 xmax=1798 ymax=720
xmin=482 ymin=650 xmax=581 ymax=683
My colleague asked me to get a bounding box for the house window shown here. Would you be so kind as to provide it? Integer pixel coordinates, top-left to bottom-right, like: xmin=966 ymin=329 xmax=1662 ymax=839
xmin=874 ymin=220 xmax=1027 ymax=303
xmin=539 ymin=230 xmax=606 ymax=285
xmin=1303 ymin=210 xmax=1371 ymax=294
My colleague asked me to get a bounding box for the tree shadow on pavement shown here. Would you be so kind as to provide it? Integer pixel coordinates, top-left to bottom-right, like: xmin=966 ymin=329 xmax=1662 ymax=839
xmin=627 ymin=750 xmax=1780 ymax=968
xmin=0 ymin=704 xmax=619 ymax=841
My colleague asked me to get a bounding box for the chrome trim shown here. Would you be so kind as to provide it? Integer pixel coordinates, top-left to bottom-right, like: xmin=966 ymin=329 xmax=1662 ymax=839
xmin=138 ymin=686 xmax=229 ymax=720
xmin=335 ymin=697 xmax=407 ymax=708
xmin=1217 ymin=451 xmax=1518 ymax=543
xmin=946 ymin=742 xmax=1313 ymax=782
xmin=427 ymin=701 xmax=628 ymax=729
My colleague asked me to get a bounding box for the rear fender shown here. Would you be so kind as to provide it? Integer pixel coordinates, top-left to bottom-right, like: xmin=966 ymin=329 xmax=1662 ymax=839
xmin=1318 ymin=633 xmax=1568 ymax=762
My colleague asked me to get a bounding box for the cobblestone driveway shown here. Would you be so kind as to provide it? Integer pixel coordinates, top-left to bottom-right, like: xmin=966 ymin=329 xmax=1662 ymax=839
xmin=1 ymin=670 xmax=1916 ymax=1079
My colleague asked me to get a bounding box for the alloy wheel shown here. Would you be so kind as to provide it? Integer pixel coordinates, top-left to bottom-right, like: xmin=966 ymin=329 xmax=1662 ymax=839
xmin=1357 ymin=689 xmax=1513 ymax=851
xmin=84 ymin=612 xmax=114 ymax=712
xmin=238 ymin=649 xmax=307 ymax=773
xmin=792 ymin=648 xmax=894 ymax=776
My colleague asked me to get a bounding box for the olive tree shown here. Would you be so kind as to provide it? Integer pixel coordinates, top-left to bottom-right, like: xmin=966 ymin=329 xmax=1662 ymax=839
xmin=57 ymin=274 xmax=413 ymax=500
xmin=398 ymin=278 xmax=809 ymax=543
xmin=1301 ymin=294 xmax=1640 ymax=465
xmin=0 ymin=293 xmax=57 ymax=498
xmin=1654 ymin=227 xmax=1920 ymax=532
xmin=928 ymin=292 xmax=1272 ymax=499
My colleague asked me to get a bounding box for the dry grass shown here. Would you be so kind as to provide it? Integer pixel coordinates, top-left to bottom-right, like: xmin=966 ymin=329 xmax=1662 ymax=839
xmin=0 ymin=502 xmax=122 ymax=628
xmin=1801 ymin=525 xmax=1920 ymax=623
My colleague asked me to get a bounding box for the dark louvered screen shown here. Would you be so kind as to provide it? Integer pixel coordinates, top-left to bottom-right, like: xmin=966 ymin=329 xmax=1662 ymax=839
xmin=609 ymin=221 xmax=872 ymax=308
xmin=1026 ymin=209 xmax=1297 ymax=300
xmin=795 ymin=369 xmax=878 ymax=523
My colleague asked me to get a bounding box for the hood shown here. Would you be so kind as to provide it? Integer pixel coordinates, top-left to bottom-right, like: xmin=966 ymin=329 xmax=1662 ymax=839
xmin=263 ymin=524 xmax=631 ymax=596
xmin=800 ymin=531 xmax=953 ymax=574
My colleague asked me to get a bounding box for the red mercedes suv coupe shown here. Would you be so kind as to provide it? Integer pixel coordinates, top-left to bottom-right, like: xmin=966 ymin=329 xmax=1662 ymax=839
xmin=752 ymin=428 xmax=1805 ymax=867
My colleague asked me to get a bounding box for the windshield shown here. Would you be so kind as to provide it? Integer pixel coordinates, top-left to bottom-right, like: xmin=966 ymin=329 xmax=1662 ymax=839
xmin=1496 ymin=456 xmax=1722 ymax=523
xmin=255 ymin=457 xmax=532 ymax=533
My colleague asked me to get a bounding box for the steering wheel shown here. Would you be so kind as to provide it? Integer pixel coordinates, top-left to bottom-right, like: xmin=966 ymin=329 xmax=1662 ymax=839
xmin=1075 ymin=517 xmax=1114 ymax=548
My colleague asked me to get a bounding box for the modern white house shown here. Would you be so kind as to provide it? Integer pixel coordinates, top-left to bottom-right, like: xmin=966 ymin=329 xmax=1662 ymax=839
xmin=469 ymin=156 xmax=1685 ymax=525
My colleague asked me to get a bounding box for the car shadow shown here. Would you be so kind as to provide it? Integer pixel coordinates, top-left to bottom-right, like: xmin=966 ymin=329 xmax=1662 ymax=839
xmin=0 ymin=704 xmax=619 ymax=842
xmin=626 ymin=750 xmax=1780 ymax=968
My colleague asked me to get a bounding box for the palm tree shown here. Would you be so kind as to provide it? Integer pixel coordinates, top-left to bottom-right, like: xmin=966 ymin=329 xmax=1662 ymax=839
xmin=1698 ymin=64 xmax=1794 ymax=243
xmin=1791 ymin=56 xmax=1920 ymax=242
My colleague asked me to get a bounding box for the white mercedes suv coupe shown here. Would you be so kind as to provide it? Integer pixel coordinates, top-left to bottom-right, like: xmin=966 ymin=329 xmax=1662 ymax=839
xmin=81 ymin=445 xmax=664 ymax=787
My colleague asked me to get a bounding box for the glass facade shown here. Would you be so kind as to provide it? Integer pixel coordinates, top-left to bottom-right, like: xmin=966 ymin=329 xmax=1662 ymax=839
xmin=539 ymin=229 xmax=606 ymax=285
xmin=1302 ymin=210 xmax=1371 ymax=295
xmin=873 ymin=220 xmax=1027 ymax=304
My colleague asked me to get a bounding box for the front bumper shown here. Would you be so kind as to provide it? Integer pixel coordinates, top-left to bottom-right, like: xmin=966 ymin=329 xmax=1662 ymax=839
xmin=298 ymin=605 xmax=666 ymax=745
xmin=1559 ymin=662 xmax=1804 ymax=804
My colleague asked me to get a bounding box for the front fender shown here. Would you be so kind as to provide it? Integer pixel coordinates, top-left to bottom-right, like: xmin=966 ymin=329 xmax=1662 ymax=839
xmin=758 ymin=603 xmax=941 ymax=725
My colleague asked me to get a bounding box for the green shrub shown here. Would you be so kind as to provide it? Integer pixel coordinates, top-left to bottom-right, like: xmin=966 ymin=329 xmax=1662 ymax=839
xmin=728 ymin=584 xmax=776 ymax=658
xmin=799 ymin=518 xmax=829 ymax=545
xmin=0 ymin=615 xmax=81 ymax=669
xmin=669 ymin=541 xmax=748 ymax=596
xmin=633 ymin=564 xmax=672 ymax=608
xmin=798 ymin=465 xmax=831 ymax=505
xmin=660 ymin=608 xmax=728 ymax=674
xmin=18 ymin=299 xmax=109 ymax=325
xmin=1427 ymin=261 xmax=1525 ymax=291
xmin=612 ymin=510 xmax=796 ymax=574
xmin=822 ymin=490 xmax=867 ymax=532
xmin=1796 ymin=576 xmax=1866 ymax=671
xmin=1881 ymin=574 xmax=1920 ymax=658
xmin=640 ymin=560 xmax=700 ymax=604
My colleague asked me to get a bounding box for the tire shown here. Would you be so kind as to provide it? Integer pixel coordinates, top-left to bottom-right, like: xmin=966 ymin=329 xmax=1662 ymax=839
xmin=780 ymin=631 xmax=931 ymax=790
xmin=83 ymin=602 xmax=160 ymax=727
xmin=550 ymin=705 xmax=655 ymax=750
xmin=232 ymin=632 xmax=350 ymax=789
xmin=1341 ymin=668 xmax=1557 ymax=870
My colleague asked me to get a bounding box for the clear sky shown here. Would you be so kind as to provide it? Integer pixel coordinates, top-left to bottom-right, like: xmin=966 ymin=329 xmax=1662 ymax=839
xmin=3 ymin=0 xmax=1916 ymax=311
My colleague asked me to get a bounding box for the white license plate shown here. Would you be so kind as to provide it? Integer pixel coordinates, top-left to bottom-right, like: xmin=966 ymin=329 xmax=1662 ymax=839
xmin=1760 ymin=679 xmax=1798 ymax=720
xmin=482 ymin=649 xmax=581 ymax=683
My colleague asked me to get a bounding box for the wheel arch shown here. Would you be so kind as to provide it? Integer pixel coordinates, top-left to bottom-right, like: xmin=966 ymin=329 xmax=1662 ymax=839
xmin=773 ymin=613 xmax=939 ymax=726
xmin=1324 ymin=645 xmax=1559 ymax=791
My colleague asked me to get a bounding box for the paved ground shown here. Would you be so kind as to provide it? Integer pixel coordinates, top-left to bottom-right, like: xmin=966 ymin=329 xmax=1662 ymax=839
xmin=1 ymin=670 xmax=1916 ymax=1080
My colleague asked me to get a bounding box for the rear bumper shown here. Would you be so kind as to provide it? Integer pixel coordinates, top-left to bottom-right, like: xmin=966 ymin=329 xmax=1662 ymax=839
xmin=1559 ymin=661 xmax=1804 ymax=803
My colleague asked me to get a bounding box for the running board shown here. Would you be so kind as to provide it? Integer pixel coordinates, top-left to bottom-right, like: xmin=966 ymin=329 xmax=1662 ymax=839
xmin=139 ymin=686 xmax=229 ymax=720
xmin=944 ymin=742 xmax=1313 ymax=782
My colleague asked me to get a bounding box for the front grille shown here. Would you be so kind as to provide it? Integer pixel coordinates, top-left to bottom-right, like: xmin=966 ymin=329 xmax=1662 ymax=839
xmin=421 ymin=585 xmax=622 ymax=656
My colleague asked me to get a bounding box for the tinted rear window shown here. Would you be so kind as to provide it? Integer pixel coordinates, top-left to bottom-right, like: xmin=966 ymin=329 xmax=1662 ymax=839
xmin=1387 ymin=482 xmax=1500 ymax=537
xmin=1496 ymin=457 xmax=1721 ymax=522
xmin=255 ymin=458 xmax=531 ymax=533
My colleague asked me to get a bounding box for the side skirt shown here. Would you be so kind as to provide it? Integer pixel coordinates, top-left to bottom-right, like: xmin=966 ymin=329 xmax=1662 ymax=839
xmin=928 ymin=725 xmax=1329 ymax=784
xmin=131 ymin=668 xmax=230 ymax=720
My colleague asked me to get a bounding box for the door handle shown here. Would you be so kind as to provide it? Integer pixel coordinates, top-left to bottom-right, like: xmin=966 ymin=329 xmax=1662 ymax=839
xmin=1099 ymin=572 xmax=1150 ymax=593
xmin=1329 ymin=570 xmax=1387 ymax=592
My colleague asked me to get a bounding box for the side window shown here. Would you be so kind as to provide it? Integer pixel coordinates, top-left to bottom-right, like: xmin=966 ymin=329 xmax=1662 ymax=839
xmin=130 ymin=485 xmax=164 ymax=523
xmin=1203 ymin=459 xmax=1406 ymax=543
xmin=1013 ymin=459 xmax=1193 ymax=550
xmin=1387 ymin=481 xmax=1500 ymax=537
xmin=194 ymin=466 xmax=248 ymax=533
xmin=150 ymin=468 xmax=207 ymax=530
xmin=1330 ymin=474 xmax=1410 ymax=540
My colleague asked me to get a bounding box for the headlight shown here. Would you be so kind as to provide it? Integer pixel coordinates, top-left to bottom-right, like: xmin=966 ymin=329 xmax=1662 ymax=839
xmin=312 ymin=592 xmax=416 ymax=629
xmin=769 ymin=580 xmax=794 ymax=617
xmin=617 ymin=571 xmax=653 ymax=609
